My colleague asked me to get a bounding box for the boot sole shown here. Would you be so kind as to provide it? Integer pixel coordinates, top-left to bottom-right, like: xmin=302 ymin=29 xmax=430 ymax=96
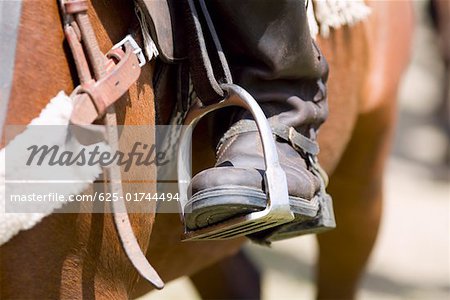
xmin=251 ymin=193 xmax=336 ymax=242
xmin=184 ymin=185 xmax=320 ymax=230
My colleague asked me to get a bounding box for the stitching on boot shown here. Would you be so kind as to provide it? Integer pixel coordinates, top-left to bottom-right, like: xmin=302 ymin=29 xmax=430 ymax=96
xmin=216 ymin=134 xmax=239 ymax=162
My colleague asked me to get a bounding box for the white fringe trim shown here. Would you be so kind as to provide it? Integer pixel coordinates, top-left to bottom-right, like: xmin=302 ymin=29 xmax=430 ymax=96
xmin=133 ymin=1 xmax=370 ymax=53
xmin=0 ymin=92 xmax=104 ymax=246
xmin=308 ymin=0 xmax=372 ymax=39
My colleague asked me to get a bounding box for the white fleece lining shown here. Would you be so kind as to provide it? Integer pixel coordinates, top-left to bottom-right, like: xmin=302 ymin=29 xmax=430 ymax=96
xmin=309 ymin=0 xmax=372 ymax=38
xmin=0 ymin=92 xmax=104 ymax=245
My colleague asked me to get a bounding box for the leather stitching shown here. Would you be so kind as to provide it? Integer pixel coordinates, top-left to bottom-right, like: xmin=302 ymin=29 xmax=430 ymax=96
xmin=216 ymin=134 xmax=239 ymax=162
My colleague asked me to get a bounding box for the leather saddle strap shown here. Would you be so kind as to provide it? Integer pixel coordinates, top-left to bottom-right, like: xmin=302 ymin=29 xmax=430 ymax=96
xmin=138 ymin=0 xmax=232 ymax=105
xmin=60 ymin=0 xmax=164 ymax=289
xmin=182 ymin=0 xmax=232 ymax=105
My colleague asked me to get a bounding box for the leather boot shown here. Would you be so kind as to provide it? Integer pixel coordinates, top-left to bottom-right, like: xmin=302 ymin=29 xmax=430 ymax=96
xmin=185 ymin=0 xmax=335 ymax=241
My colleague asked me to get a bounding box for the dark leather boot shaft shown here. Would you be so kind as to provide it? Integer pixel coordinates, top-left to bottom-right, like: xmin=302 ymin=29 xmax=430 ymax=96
xmin=207 ymin=0 xmax=329 ymax=135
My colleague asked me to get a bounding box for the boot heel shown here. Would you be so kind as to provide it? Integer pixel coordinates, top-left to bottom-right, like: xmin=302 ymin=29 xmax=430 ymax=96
xmin=251 ymin=193 xmax=336 ymax=242
xmin=250 ymin=158 xmax=336 ymax=242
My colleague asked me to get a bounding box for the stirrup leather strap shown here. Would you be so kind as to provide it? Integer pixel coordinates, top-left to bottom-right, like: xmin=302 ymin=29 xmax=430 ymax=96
xmin=137 ymin=0 xmax=233 ymax=105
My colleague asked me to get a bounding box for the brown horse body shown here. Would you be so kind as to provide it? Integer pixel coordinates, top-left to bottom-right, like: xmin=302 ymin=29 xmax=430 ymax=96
xmin=0 ymin=0 xmax=413 ymax=298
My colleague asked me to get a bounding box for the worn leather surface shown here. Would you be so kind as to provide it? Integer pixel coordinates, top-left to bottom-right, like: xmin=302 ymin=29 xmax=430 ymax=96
xmin=206 ymin=0 xmax=329 ymax=134
xmin=191 ymin=131 xmax=320 ymax=200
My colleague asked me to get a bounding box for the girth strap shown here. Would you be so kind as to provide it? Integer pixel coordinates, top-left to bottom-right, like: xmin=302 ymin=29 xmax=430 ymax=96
xmin=62 ymin=1 xmax=141 ymax=125
xmin=59 ymin=0 xmax=164 ymax=289
xmin=70 ymin=45 xmax=141 ymax=124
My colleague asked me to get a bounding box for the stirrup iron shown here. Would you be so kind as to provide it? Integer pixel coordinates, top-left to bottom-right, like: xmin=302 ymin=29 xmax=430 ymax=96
xmin=177 ymin=84 xmax=295 ymax=241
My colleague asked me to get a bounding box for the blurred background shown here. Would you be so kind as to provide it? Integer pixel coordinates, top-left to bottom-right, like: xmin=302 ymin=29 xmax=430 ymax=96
xmin=142 ymin=1 xmax=449 ymax=299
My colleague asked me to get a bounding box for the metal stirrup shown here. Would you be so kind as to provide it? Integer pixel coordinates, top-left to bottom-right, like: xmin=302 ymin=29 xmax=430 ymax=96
xmin=177 ymin=84 xmax=294 ymax=241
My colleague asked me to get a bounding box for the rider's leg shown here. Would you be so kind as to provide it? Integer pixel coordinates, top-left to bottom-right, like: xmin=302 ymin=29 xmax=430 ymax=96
xmin=186 ymin=0 xmax=333 ymax=237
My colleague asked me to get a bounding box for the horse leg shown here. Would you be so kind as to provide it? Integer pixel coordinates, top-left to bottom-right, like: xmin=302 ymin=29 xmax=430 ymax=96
xmin=316 ymin=2 xmax=414 ymax=298
xmin=190 ymin=249 xmax=261 ymax=299
xmin=316 ymin=98 xmax=396 ymax=299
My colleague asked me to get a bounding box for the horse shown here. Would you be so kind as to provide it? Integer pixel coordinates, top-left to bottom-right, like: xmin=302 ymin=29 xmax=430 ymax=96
xmin=0 ymin=0 xmax=414 ymax=299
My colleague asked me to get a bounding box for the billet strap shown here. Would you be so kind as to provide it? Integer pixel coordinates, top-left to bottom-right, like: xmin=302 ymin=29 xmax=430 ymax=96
xmin=70 ymin=45 xmax=141 ymax=124
xmin=218 ymin=119 xmax=320 ymax=156
xmin=59 ymin=0 xmax=164 ymax=289
xmin=61 ymin=0 xmax=142 ymax=124
xmin=0 ymin=1 xmax=22 ymax=138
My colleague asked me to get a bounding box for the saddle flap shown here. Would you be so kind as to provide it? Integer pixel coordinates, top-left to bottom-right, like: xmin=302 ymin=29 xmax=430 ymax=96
xmin=136 ymin=0 xmax=187 ymax=63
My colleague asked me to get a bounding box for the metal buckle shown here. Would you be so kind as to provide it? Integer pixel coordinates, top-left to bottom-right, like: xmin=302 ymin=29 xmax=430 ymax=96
xmin=112 ymin=35 xmax=146 ymax=67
